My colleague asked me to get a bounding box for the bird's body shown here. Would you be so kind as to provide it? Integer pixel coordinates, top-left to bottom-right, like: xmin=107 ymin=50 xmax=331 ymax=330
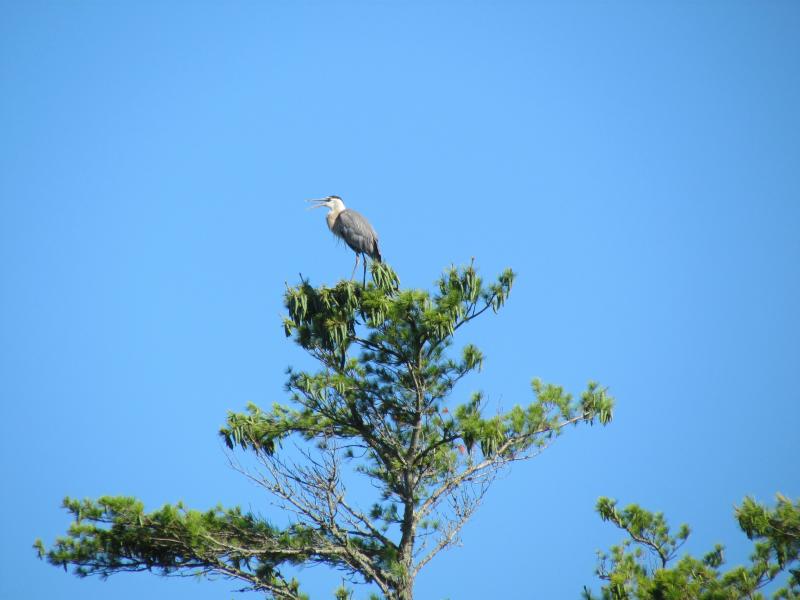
xmin=330 ymin=208 xmax=382 ymax=262
xmin=308 ymin=196 xmax=381 ymax=283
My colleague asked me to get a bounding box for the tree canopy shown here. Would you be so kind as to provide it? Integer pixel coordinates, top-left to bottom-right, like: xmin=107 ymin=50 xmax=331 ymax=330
xmin=583 ymin=494 xmax=800 ymax=600
xmin=36 ymin=262 xmax=614 ymax=600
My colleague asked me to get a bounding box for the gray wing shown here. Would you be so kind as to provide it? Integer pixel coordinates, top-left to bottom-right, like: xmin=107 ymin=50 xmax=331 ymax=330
xmin=333 ymin=209 xmax=381 ymax=260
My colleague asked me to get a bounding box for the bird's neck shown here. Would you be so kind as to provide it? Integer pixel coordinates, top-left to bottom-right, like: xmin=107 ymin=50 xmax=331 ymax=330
xmin=326 ymin=204 xmax=344 ymax=231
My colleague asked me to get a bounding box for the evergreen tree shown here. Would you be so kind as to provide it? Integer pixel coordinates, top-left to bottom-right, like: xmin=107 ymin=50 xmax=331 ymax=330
xmin=583 ymin=494 xmax=800 ymax=599
xmin=37 ymin=263 xmax=614 ymax=600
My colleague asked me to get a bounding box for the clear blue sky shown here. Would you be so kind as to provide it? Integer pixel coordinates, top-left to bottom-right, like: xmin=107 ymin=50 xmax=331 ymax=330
xmin=1 ymin=1 xmax=798 ymax=598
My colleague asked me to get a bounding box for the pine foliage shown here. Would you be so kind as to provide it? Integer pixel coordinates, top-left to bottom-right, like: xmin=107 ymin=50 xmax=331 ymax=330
xmin=583 ymin=494 xmax=800 ymax=600
xmin=37 ymin=262 xmax=614 ymax=600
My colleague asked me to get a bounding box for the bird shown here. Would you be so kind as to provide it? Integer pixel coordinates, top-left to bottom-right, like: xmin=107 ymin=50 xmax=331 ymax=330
xmin=307 ymin=195 xmax=382 ymax=284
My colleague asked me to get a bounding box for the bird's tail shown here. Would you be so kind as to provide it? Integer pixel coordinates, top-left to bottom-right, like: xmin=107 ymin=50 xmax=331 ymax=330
xmin=373 ymin=243 xmax=382 ymax=263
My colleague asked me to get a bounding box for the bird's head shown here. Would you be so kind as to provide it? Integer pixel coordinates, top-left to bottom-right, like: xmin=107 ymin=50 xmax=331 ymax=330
xmin=307 ymin=195 xmax=345 ymax=212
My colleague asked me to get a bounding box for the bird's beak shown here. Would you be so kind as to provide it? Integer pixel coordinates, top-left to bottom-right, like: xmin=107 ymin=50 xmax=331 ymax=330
xmin=306 ymin=198 xmax=328 ymax=210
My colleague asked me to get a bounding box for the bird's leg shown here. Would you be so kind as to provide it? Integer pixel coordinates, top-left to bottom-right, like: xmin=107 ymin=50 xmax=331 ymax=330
xmin=351 ymin=253 xmax=359 ymax=281
xmin=362 ymin=256 xmax=367 ymax=287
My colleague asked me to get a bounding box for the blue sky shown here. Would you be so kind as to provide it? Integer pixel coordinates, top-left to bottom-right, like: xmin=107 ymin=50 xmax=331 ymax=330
xmin=1 ymin=1 xmax=798 ymax=598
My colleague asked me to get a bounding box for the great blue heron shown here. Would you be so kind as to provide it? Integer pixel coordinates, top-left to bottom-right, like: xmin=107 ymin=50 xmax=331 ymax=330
xmin=307 ymin=195 xmax=382 ymax=284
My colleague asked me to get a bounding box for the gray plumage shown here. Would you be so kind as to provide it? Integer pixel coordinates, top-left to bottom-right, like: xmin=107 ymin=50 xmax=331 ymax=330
xmin=332 ymin=209 xmax=382 ymax=263
xmin=307 ymin=195 xmax=382 ymax=283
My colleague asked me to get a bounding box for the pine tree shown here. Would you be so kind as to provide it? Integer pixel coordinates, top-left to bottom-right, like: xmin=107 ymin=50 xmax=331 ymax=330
xmin=37 ymin=263 xmax=614 ymax=600
xmin=583 ymin=494 xmax=800 ymax=599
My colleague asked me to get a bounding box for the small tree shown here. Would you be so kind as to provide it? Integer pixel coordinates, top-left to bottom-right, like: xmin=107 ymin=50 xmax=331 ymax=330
xmin=583 ymin=494 xmax=800 ymax=599
xmin=37 ymin=263 xmax=614 ymax=600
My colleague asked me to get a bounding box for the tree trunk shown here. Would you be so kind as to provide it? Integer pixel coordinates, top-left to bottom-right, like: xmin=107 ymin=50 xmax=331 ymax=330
xmin=392 ymin=580 xmax=414 ymax=600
